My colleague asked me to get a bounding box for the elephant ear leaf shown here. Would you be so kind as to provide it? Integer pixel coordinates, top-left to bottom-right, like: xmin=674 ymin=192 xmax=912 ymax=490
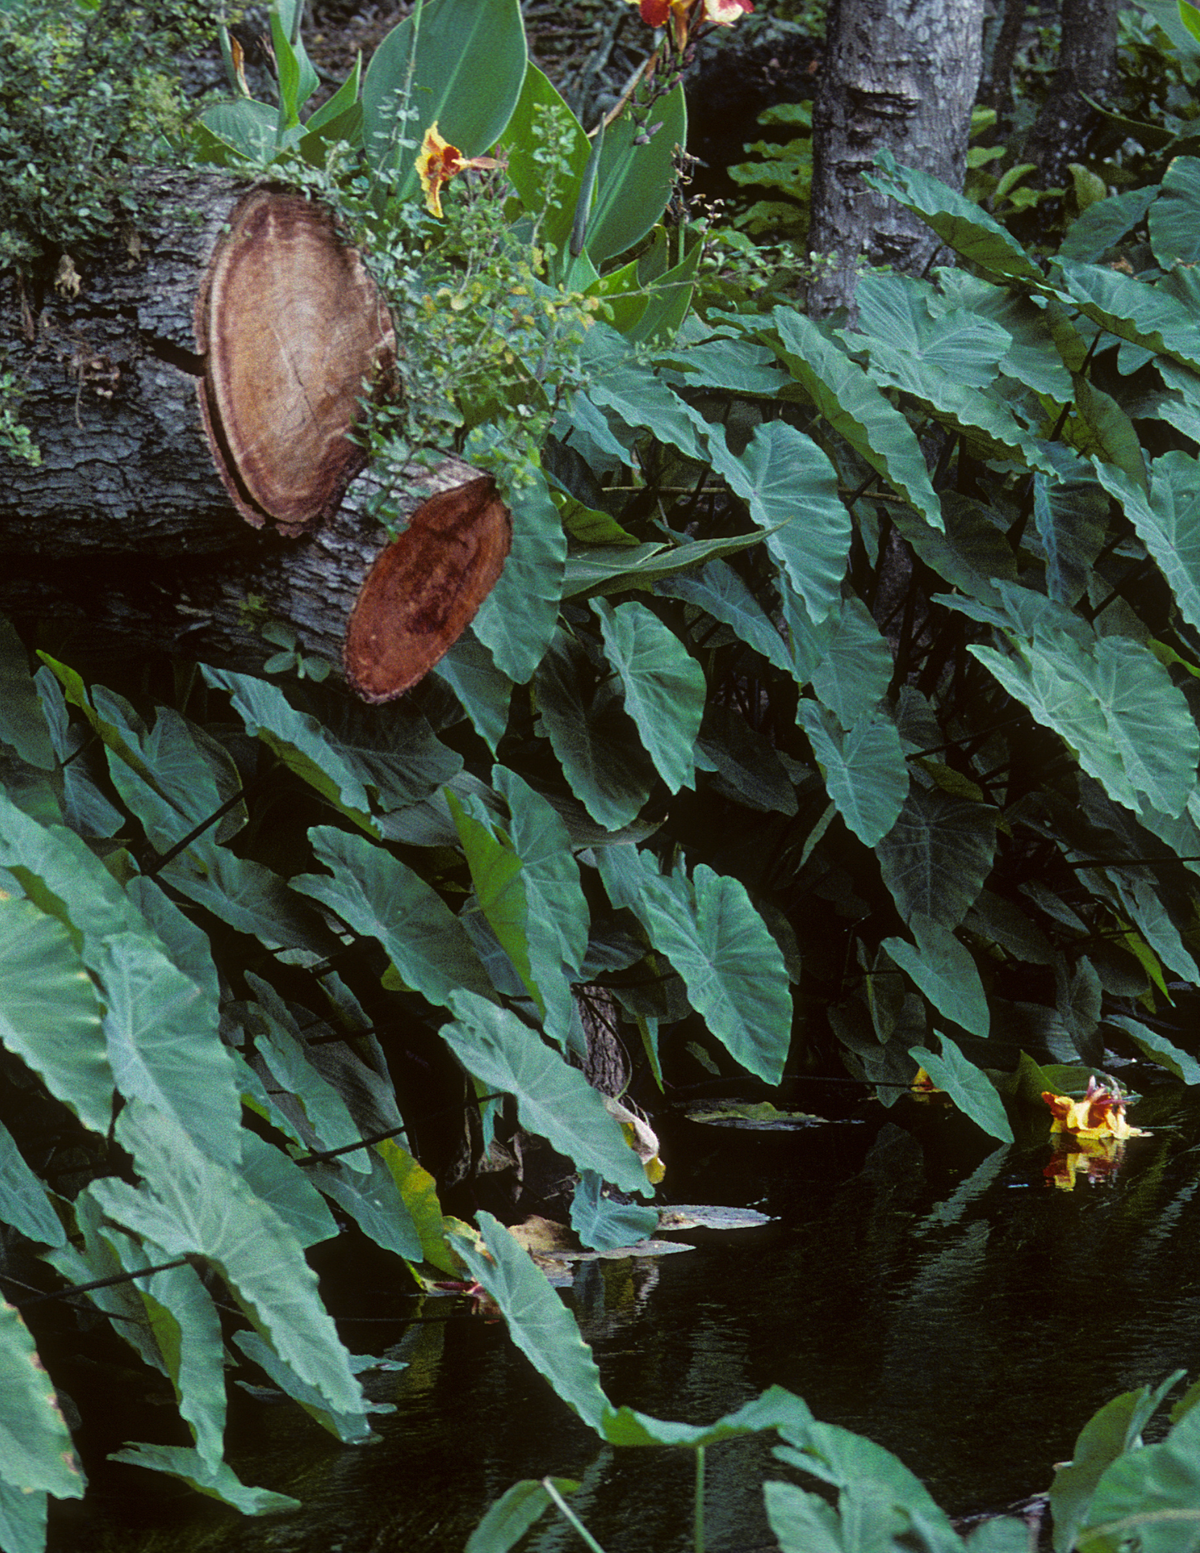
xmin=0 ymin=1302 xmax=85 ymax=1501
xmin=909 ymin=1034 xmax=1012 ymax=1143
xmin=442 ymin=993 xmax=650 ymax=1196
xmin=597 ymin=848 xmax=792 ymax=1084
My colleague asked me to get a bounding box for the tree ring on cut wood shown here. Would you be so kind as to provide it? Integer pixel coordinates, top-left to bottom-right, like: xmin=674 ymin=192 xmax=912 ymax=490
xmin=344 ymin=476 xmax=512 ymax=702
xmin=195 ymin=187 xmax=395 ymax=536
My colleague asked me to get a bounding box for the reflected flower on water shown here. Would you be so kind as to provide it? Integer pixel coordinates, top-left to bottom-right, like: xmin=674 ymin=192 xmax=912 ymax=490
xmin=1044 ymin=1134 xmax=1126 ymax=1192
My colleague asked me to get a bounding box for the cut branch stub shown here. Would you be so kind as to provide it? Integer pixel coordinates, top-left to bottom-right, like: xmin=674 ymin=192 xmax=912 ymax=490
xmin=344 ymin=476 xmax=512 ymax=703
xmin=195 ymin=187 xmax=394 ymax=537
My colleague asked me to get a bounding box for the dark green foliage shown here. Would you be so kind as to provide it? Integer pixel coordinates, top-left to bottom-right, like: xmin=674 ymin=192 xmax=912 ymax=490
xmin=7 ymin=2 xmax=1200 ymax=1545
xmin=0 ymin=0 xmax=207 ymax=269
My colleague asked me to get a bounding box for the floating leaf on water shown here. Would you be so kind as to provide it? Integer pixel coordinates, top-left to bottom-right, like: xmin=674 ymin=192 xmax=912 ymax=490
xmin=550 ymin=1239 xmax=693 ymax=1265
xmin=683 ymin=1100 xmax=827 ymax=1130
xmin=657 ymin=1205 xmax=774 ymax=1232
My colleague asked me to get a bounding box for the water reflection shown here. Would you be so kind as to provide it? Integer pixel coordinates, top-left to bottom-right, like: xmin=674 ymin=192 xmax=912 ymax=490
xmin=53 ymin=1079 xmax=1200 ymax=1553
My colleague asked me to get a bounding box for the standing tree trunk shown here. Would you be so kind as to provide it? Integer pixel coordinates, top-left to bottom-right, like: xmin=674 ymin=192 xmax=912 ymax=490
xmin=806 ymin=0 xmax=986 ymax=320
xmin=1023 ymin=0 xmax=1119 ymax=187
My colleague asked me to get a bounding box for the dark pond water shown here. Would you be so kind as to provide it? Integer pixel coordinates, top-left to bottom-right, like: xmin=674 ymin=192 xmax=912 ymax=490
xmin=50 ymin=1076 xmax=1200 ymax=1553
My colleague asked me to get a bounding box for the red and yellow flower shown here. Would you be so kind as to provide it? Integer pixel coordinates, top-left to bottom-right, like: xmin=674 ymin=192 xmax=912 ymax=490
xmin=910 ymin=1067 xmax=949 ymax=1104
xmin=414 ymin=123 xmax=499 ymax=219
xmin=1040 ymin=1076 xmax=1146 ymax=1141
xmin=633 ymin=0 xmax=752 ymax=49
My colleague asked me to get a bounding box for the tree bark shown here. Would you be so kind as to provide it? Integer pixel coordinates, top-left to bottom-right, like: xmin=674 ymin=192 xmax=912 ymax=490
xmin=1023 ymin=0 xmax=1119 ymax=187
xmin=0 ymin=169 xmax=475 ymax=689
xmin=979 ymin=0 xmax=1026 ymax=122
xmin=806 ymin=0 xmax=986 ymax=320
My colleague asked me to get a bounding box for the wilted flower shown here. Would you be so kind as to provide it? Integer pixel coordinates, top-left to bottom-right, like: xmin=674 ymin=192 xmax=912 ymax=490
xmin=1040 ymin=1076 xmax=1146 ymax=1140
xmin=414 ymin=122 xmax=499 ymax=219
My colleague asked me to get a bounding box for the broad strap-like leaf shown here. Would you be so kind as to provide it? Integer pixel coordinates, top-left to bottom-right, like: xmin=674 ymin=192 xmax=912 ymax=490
xmin=597 ymin=847 xmax=792 ymax=1084
xmin=586 ymin=84 xmax=686 ymax=267
xmin=361 ymin=0 xmax=527 ymax=183
xmin=561 ymin=530 xmax=767 ymax=599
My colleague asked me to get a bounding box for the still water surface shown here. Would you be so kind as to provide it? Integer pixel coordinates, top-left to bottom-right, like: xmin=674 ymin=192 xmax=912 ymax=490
xmin=54 ymin=1078 xmax=1200 ymax=1552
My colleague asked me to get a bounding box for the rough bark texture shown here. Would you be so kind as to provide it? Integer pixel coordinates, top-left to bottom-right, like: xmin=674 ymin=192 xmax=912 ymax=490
xmin=1023 ymin=0 xmax=1119 ymax=187
xmin=0 ymin=169 xmax=473 ymax=689
xmin=979 ymin=0 xmax=1026 ymax=121
xmin=806 ymin=0 xmax=986 ymax=319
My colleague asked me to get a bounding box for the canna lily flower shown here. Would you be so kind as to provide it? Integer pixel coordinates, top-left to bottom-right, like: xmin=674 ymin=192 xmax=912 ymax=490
xmin=910 ymin=1067 xmax=949 ymax=1104
xmin=414 ymin=123 xmax=499 ymax=219
xmin=703 ymin=0 xmax=754 ymax=23
xmin=638 ymin=0 xmax=693 ymax=49
xmin=1040 ymin=1076 xmax=1146 ymax=1140
xmin=632 ymin=0 xmax=751 ymax=49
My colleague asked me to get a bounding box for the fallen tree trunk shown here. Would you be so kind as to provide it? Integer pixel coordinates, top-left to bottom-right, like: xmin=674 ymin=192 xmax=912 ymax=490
xmin=0 ymin=168 xmax=504 ymax=694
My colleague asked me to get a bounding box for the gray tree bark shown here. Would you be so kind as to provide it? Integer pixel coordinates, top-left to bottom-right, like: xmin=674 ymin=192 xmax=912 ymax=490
xmin=0 ymin=169 xmax=470 ymax=688
xmin=806 ymin=0 xmax=986 ymax=320
xmin=1023 ymin=0 xmax=1119 ymax=187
